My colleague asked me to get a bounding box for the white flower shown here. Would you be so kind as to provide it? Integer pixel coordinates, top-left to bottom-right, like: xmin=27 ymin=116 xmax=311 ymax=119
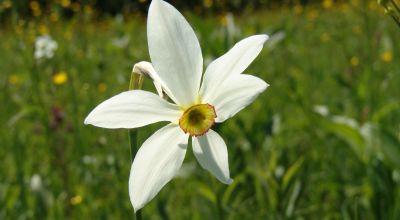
xmin=82 ymin=155 xmax=97 ymax=165
xmin=34 ymin=35 xmax=58 ymax=60
xmin=84 ymin=0 xmax=269 ymax=212
xmin=313 ymin=104 xmax=329 ymax=116
xmin=30 ymin=174 xmax=43 ymax=192
xmin=332 ymin=115 xmax=358 ymax=128
xmin=274 ymin=165 xmax=285 ymax=178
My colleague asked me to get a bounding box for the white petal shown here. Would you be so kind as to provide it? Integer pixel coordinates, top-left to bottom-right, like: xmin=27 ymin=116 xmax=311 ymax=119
xmin=209 ymin=74 xmax=268 ymax=123
xmin=192 ymin=129 xmax=233 ymax=184
xmin=34 ymin=50 xmax=43 ymax=59
xmin=84 ymin=90 xmax=181 ymax=129
xmin=129 ymin=124 xmax=188 ymax=211
xmin=148 ymin=0 xmax=203 ymax=107
xmin=200 ymin=34 xmax=268 ymax=101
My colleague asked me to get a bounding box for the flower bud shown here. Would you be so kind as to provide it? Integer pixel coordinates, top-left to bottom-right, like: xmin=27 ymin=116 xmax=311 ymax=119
xmin=131 ymin=61 xmax=164 ymax=98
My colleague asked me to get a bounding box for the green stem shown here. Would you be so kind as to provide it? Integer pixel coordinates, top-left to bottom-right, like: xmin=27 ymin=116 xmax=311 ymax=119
xmin=211 ymin=178 xmax=225 ymax=220
xmin=128 ymin=69 xmax=144 ymax=219
xmin=217 ymin=194 xmax=225 ymax=220
xmin=135 ymin=210 xmax=143 ymax=220
xmin=128 ymin=130 xmax=139 ymax=162
xmin=13 ymin=132 xmax=27 ymax=214
xmin=128 ymin=129 xmax=143 ymax=220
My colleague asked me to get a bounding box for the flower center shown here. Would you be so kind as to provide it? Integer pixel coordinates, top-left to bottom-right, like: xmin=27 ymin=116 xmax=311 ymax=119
xmin=179 ymin=104 xmax=216 ymax=136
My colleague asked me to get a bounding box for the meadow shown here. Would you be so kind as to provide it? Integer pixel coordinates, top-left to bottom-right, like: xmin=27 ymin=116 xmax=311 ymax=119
xmin=1 ymin=0 xmax=400 ymax=219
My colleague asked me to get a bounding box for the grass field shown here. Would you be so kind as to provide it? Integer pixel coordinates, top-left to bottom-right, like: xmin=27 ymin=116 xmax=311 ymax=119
xmin=1 ymin=1 xmax=400 ymax=219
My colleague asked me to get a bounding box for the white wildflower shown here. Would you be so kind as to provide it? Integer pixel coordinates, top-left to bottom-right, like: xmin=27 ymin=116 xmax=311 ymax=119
xmin=313 ymin=105 xmax=329 ymax=116
xmin=34 ymin=35 xmax=58 ymax=60
xmin=30 ymin=174 xmax=43 ymax=192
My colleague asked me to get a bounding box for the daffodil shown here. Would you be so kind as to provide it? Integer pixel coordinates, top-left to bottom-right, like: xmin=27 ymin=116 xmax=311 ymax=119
xmin=84 ymin=0 xmax=269 ymax=212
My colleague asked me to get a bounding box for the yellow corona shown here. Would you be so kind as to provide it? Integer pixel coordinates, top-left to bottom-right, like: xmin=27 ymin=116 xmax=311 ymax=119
xmin=179 ymin=104 xmax=216 ymax=136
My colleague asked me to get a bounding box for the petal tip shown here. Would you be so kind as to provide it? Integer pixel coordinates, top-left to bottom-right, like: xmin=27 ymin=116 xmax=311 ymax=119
xmin=260 ymin=34 xmax=269 ymax=42
xmin=83 ymin=116 xmax=91 ymax=125
xmin=150 ymin=0 xmax=166 ymax=13
xmin=226 ymin=178 xmax=233 ymax=185
xmin=83 ymin=111 xmax=96 ymax=125
xmin=253 ymin=77 xmax=269 ymax=92
xmin=151 ymin=0 xmax=162 ymax=5
xmin=129 ymin=185 xmax=145 ymax=213
xmin=252 ymin=34 xmax=269 ymax=44
xmin=263 ymin=81 xmax=270 ymax=90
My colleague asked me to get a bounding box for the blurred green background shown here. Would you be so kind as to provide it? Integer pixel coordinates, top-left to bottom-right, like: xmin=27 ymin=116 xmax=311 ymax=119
xmin=1 ymin=0 xmax=400 ymax=219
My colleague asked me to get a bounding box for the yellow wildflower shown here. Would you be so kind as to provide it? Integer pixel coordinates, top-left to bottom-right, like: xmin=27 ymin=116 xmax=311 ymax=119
xmin=323 ymin=0 xmax=333 ymax=9
xmin=30 ymin=1 xmax=40 ymax=11
xmin=30 ymin=1 xmax=41 ymax=17
xmin=350 ymin=56 xmax=359 ymax=66
xmin=53 ymin=71 xmax=68 ymax=85
xmin=9 ymin=74 xmax=19 ymax=85
xmin=70 ymin=195 xmax=82 ymax=205
xmin=381 ymin=51 xmax=393 ymax=63
xmin=97 ymin=83 xmax=107 ymax=93
xmin=61 ymin=0 xmax=70 ymax=8
xmin=203 ymin=0 xmax=213 ymax=8
xmin=218 ymin=14 xmax=228 ymax=26
xmin=293 ymin=4 xmax=303 ymax=15
xmin=38 ymin=24 xmax=49 ymax=35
